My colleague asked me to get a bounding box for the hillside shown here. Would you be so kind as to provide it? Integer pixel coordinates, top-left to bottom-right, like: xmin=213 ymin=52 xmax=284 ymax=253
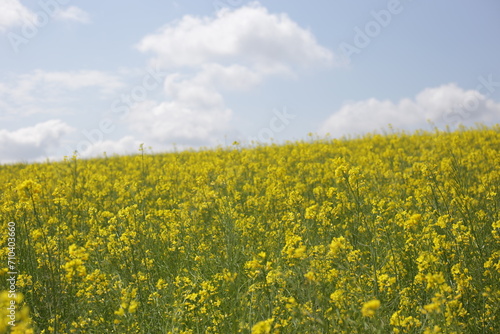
xmin=1 ymin=125 xmax=499 ymax=333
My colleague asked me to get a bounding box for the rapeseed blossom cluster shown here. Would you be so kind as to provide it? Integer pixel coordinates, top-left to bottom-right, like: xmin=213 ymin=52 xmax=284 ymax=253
xmin=0 ymin=125 xmax=499 ymax=333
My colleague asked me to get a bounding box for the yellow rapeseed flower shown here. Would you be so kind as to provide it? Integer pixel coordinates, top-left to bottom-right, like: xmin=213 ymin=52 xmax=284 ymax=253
xmin=362 ymin=299 xmax=381 ymax=317
xmin=251 ymin=318 xmax=274 ymax=334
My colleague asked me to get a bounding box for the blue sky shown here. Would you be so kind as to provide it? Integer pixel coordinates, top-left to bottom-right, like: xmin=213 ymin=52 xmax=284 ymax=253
xmin=1 ymin=0 xmax=499 ymax=163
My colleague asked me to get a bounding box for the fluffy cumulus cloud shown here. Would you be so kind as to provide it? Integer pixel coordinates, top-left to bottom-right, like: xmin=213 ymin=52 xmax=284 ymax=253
xmin=77 ymin=136 xmax=143 ymax=159
xmin=137 ymin=2 xmax=334 ymax=69
xmin=193 ymin=63 xmax=280 ymax=91
xmin=126 ymin=79 xmax=232 ymax=146
xmin=130 ymin=2 xmax=336 ymax=146
xmin=319 ymin=83 xmax=500 ymax=137
xmin=0 ymin=120 xmax=74 ymax=164
xmin=0 ymin=0 xmax=36 ymax=32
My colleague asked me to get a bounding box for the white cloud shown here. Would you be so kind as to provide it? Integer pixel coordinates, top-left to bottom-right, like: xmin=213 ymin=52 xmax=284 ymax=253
xmin=137 ymin=2 xmax=335 ymax=69
xmin=0 ymin=2 xmax=89 ymax=34
xmin=0 ymin=120 xmax=74 ymax=164
xmin=77 ymin=136 xmax=142 ymax=158
xmin=0 ymin=70 xmax=124 ymax=116
xmin=319 ymin=84 xmax=500 ymax=137
xmin=126 ymin=76 xmax=232 ymax=145
xmin=0 ymin=0 xmax=36 ymax=32
xmin=122 ymin=60 xmax=285 ymax=147
xmin=194 ymin=63 xmax=283 ymax=91
xmin=54 ymin=6 xmax=91 ymax=24
xmin=129 ymin=2 xmax=335 ymax=147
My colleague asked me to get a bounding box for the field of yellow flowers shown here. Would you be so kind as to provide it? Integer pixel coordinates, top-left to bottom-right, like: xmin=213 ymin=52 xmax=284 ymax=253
xmin=1 ymin=125 xmax=499 ymax=333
